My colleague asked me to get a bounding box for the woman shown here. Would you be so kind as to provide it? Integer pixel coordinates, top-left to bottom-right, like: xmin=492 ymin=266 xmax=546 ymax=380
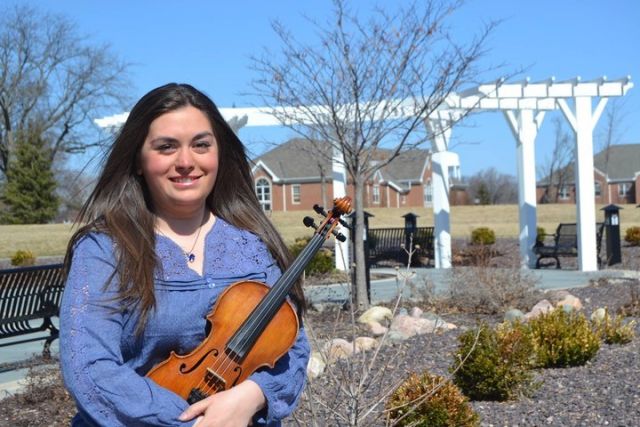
xmin=60 ymin=83 xmax=310 ymax=426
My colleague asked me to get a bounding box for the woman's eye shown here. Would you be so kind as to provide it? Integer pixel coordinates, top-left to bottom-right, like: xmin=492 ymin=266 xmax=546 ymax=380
xmin=157 ymin=144 xmax=176 ymax=152
xmin=193 ymin=141 xmax=212 ymax=152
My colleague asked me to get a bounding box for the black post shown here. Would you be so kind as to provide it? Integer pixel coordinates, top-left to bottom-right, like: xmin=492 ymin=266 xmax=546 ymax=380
xmin=601 ymin=204 xmax=622 ymax=266
xmin=402 ymin=213 xmax=419 ymax=265
xmin=348 ymin=211 xmax=374 ymax=303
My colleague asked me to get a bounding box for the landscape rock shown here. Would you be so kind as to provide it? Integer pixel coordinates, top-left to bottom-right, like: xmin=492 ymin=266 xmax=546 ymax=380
xmin=504 ymin=308 xmax=525 ymax=322
xmin=555 ymin=293 xmax=583 ymax=311
xmin=307 ymin=351 xmax=326 ymax=379
xmin=357 ymin=306 xmax=392 ymax=324
xmin=354 ymin=337 xmax=378 ymax=353
xmin=323 ymin=338 xmax=353 ymax=363
xmin=366 ymin=320 xmax=388 ymax=336
xmin=525 ymin=299 xmax=554 ymax=320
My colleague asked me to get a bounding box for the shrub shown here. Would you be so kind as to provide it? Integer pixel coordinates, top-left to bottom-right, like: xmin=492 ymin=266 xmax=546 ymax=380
xmin=11 ymin=249 xmax=36 ymax=266
xmin=536 ymin=226 xmax=546 ymax=246
xmin=446 ymin=267 xmax=539 ymax=314
xmin=288 ymin=236 xmax=334 ymax=275
xmin=624 ymin=226 xmax=640 ymax=246
xmin=592 ymin=308 xmax=636 ymax=345
xmin=527 ymin=307 xmax=600 ymax=368
xmin=470 ymin=227 xmax=496 ymax=245
xmin=451 ymin=322 xmax=537 ymax=401
xmin=387 ymin=370 xmax=479 ymax=427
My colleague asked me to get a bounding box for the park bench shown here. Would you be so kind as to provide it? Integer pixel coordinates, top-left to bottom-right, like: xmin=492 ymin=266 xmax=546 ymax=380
xmin=367 ymin=226 xmax=435 ymax=267
xmin=533 ymin=222 xmax=605 ymax=269
xmin=0 ymin=263 xmax=65 ymax=357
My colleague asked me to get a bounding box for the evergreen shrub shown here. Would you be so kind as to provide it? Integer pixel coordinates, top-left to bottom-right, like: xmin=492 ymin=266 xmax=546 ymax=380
xmin=470 ymin=227 xmax=496 ymax=245
xmin=527 ymin=307 xmax=600 ymax=368
xmin=624 ymin=226 xmax=640 ymax=246
xmin=10 ymin=250 xmax=36 ymax=266
xmin=451 ymin=322 xmax=537 ymax=401
xmin=387 ymin=370 xmax=479 ymax=427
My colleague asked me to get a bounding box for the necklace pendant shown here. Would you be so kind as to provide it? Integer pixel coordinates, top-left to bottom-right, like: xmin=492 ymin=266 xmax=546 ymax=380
xmin=187 ymin=253 xmax=196 ymax=263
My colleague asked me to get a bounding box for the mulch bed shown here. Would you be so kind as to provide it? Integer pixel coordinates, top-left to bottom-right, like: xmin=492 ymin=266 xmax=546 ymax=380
xmin=1 ymin=240 xmax=639 ymax=426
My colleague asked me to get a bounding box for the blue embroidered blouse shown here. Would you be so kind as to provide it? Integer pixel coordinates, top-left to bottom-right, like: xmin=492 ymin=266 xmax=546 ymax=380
xmin=60 ymin=218 xmax=310 ymax=426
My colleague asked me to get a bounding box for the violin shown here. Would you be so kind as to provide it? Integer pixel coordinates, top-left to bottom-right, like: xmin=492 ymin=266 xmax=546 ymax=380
xmin=146 ymin=197 xmax=352 ymax=404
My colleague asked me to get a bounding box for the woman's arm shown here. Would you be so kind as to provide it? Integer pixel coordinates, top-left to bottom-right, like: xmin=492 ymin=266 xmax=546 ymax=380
xmin=60 ymin=233 xmax=195 ymax=426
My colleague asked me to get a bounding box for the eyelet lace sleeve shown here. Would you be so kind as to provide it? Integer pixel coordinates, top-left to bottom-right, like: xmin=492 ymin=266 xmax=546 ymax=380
xmin=59 ymin=233 xmax=195 ymax=426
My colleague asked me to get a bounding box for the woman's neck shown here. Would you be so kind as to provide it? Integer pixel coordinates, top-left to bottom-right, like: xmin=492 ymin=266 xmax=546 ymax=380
xmin=155 ymin=208 xmax=210 ymax=236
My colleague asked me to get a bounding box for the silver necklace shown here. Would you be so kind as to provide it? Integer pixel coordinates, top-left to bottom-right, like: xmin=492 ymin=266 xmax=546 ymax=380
xmin=157 ymin=216 xmax=206 ymax=263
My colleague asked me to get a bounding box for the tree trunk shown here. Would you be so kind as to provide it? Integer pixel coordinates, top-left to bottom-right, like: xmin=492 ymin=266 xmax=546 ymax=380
xmin=353 ymin=174 xmax=369 ymax=309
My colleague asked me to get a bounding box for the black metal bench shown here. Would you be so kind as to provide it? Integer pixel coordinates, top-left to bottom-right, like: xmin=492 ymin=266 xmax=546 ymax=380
xmin=367 ymin=226 xmax=435 ymax=267
xmin=533 ymin=222 xmax=605 ymax=269
xmin=0 ymin=263 xmax=65 ymax=357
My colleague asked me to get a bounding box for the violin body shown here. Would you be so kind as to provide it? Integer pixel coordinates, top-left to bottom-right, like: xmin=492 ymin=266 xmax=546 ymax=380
xmin=146 ymin=197 xmax=351 ymax=404
xmin=147 ymin=280 xmax=298 ymax=402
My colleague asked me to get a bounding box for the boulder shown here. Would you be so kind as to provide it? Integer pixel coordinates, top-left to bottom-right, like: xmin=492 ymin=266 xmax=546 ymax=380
xmin=354 ymin=336 xmax=378 ymax=353
xmin=366 ymin=320 xmax=388 ymax=336
xmin=525 ymin=299 xmax=554 ymax=320
xmin=357 ymin=306 xmax=393 ymax=324
xmin=323 ymin=338 xmax=354 ymax=363
xmin=307 ymin=351 xmax=326 ymax=379
xmin=504 ymin=308 xmax=525 ymax=322
xmin=591 ymin=307 xmax=607 ymax=322
xmin=555 ymin=294 xmax=583 ymax=311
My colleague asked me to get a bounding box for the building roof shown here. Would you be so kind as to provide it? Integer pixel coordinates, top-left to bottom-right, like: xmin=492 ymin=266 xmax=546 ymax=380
xmin=593 ymin=143 xmax=640 ymax=181
xmin=537 ymin=143 xmax=640 ymax=185
xmin=252 ymin=138 xmax=431 ymax=188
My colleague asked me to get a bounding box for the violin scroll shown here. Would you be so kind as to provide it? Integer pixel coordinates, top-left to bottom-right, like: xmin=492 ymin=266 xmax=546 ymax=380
xmin=306 ymin=197 xmax=352 ymax=242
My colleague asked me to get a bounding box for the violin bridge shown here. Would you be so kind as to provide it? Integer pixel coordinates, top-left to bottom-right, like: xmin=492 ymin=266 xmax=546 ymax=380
xmin=204 ymin=367 xmax=227 ymax=391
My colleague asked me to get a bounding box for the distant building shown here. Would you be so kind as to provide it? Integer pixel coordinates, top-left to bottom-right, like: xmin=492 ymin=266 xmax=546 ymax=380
xmin=251 ymin=138 xmax=468 ymax=212
xmin=536 ymin=143 xmax=640 ymax=204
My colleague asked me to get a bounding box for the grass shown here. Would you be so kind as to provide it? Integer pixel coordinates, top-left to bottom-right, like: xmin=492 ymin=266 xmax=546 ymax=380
xmin=1 ymin=204 xmax=639 ymax=259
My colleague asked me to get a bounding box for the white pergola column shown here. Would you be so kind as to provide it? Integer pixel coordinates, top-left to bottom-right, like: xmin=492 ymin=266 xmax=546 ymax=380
xmin=557 ymin=96 xmax=607 ymax=271
xmin=425 ymin=111 xmax=460 ymax=269
xmin=504 ymin=109 xmax=545 ymax=268
xmin=332 ymin=146 xmax=349 ymax=271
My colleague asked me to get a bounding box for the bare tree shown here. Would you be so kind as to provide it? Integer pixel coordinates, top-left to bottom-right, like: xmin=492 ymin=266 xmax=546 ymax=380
xmin=0 ymin=4 xmax=131 ymax=176
xmin=250 ymin=0 xmax=495 ymax=308
xmin=466 ymin=167 xmax=518 ymax=205
xmin=537 ymin=117 xmax=573 ymax=203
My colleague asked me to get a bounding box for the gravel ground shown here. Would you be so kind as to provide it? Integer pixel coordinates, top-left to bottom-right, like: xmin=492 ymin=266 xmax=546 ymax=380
xmin=1 ymin=240 xmax=639 ymax=426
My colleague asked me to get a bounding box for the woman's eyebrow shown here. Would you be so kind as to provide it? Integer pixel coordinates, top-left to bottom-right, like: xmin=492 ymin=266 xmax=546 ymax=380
xmin=148 ymin=131 xmax=214 ymax=145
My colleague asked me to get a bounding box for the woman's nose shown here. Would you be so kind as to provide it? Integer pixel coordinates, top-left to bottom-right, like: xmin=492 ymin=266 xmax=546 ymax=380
xmin=175 ymin=147 xmax=194 ymax=170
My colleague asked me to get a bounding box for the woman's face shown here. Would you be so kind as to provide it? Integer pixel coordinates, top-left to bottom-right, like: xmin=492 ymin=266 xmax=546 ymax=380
xmin=138 ymin=106 xmax=219 ymax=218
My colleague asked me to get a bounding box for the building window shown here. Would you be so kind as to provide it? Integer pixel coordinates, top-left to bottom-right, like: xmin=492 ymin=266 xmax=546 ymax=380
xmin=424 ymin=179 xmax=433 ymax=205
xmin=594 ymin=181 xmax=601 ymax=197
xmin=558 ymin=186 xmax=570 ymax=200
xmin=372 ymin=185 xmax=380 ymax=204
xmin=292 ymin=184 xmax=301 ymax=204
xmin=619 ymin=183 xmax=630 ymax=197
xmin=255 ymin=178 xmax=272 ymax=211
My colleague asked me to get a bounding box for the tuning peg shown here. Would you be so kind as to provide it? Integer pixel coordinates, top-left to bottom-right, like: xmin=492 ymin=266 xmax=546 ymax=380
xmin=333 ymin=231 xmax=346 ymax=242
xmin=303 ymin=216 xmax=318 ymax=230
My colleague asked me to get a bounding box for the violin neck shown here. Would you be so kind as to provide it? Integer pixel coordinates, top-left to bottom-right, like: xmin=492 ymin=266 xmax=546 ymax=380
xmin=226 ymin=232 xmax=326 ymax=358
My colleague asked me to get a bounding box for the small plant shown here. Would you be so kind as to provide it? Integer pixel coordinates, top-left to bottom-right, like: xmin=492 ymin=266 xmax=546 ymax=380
xmin=527 ymin=307 xmax=600 ymax=368
xmin=10 ymin=249 xmax=36 ymax=266
xmin=446 ymin=267 xmax=539 ymax=314
xmin=451 ymin=322 xmax=537 ymax=401
xmin=387 ymin=370 xmax=479 ymax=427
xmin=535 ymin=226 xmax=546 ymax=246
xmin=470 ymin=227 xmax=496 ymax=245
xmin=592 ymin=308 xmax=636 ymax=345
xmin=624 ymin=226 xmax=640 ymax=246
xmin=288 ymin=236 xmax=334 ymax=275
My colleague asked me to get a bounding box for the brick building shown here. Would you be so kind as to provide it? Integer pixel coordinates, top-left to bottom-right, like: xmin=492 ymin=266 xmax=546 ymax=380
xmin=251 ymin=139 xmax=468 ymax=212
xmin=536 ymin=143 xmax=640 ymax=204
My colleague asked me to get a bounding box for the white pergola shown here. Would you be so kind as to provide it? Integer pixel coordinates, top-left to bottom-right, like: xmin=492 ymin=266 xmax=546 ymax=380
xmin=426 ymin=76 xmax=633 ymax=271
xmin=96 ymin=75 xmax=633 ymax=272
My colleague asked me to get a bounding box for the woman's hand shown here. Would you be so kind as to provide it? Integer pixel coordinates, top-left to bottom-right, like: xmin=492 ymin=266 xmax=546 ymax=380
xmin=179 ymin=380 xmax=266 ymax=427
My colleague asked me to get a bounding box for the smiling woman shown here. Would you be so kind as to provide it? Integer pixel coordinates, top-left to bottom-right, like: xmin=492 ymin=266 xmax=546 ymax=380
xmin=57 ymin=83 xmax=310 ymax=427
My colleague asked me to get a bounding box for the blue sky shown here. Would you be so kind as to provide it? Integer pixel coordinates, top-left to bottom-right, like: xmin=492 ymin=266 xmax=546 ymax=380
xmin=30 ymin=0 xmax=640 ymax=176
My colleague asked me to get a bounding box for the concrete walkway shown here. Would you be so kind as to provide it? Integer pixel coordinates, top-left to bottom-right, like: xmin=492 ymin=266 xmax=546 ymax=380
xmin=2 ymin=267 xmax=639 ymax=398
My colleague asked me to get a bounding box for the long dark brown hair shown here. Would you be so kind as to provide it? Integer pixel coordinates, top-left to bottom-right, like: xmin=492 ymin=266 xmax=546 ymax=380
xmin=65 ymin=83 xmax=304 ymax=331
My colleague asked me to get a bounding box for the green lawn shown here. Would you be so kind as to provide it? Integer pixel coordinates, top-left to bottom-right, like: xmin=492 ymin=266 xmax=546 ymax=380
xmin=1 ymin=204 xmax=638 ymax=259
